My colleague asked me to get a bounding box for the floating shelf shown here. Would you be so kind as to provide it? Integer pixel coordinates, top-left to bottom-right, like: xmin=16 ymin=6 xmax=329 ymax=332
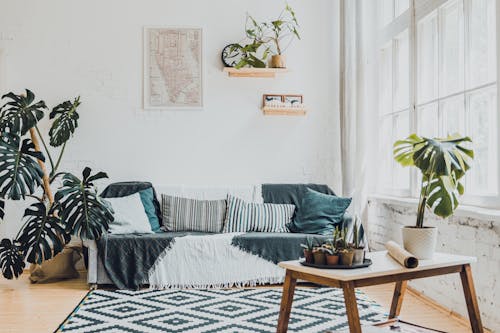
xmin=223 ymin=67 xmax=288 ymax=78
xmin=262 ymin=107 xmax=307 ymax=116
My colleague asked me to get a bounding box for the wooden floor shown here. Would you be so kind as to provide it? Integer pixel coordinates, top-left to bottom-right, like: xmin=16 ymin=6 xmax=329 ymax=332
xmin=0 ymin=272 xmax=480 ymax=333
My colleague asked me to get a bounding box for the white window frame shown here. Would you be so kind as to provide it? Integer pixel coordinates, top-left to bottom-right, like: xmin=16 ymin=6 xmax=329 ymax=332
xmin=377 ymin=0 xmax=500 ymax=209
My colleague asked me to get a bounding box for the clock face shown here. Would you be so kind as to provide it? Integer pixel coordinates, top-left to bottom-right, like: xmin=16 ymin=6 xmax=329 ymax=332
xmin=221 ymin=44 xmax=243 ymax=67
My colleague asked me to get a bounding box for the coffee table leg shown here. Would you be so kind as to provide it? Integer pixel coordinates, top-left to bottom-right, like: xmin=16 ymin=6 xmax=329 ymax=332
xmin=277 ymin=270 xmax=297 ymax=333
xmin=342 ymin=281 xmax=362 ymax=333
xmin=389 ymin=280 xmax=407 ymax=319
xmin=460 ymin=264 xmax=484 ymax=333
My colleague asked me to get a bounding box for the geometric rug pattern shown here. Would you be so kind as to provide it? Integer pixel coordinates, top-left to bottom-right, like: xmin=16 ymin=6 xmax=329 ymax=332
xmin=57 ymin=288 xmax=387 ymax=333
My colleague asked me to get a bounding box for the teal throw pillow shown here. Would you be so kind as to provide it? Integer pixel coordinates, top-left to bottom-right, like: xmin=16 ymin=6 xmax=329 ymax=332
xmin=292 ymin=188 xmax=351 ymax=235
xmin=139 ymin=188 xmax=162 ymax=232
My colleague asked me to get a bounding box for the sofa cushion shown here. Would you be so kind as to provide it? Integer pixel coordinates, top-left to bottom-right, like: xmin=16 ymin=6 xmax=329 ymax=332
xmin=162 ymin=194 xmax=227 ymax=232
xmin=223 ymin=195 xmax=295 ymax=233
xmin=101 ymin=181 xmax=162 ymax=230
xmin=106 ymin=193 xmax=154 ymax=234
xmin=292 ymin=188 xmax=352 ymax=235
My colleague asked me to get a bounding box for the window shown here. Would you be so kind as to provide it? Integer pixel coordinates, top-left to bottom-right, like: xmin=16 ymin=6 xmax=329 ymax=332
xmin=377 ymin=0 xmax=499 ymax=207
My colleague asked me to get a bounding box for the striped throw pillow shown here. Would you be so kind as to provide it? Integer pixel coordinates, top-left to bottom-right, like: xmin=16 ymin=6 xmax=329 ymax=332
xmin=161 ymin=194 xmax=227 ymax=232
xmin=223 ymin=195 xmax=295 ymax=233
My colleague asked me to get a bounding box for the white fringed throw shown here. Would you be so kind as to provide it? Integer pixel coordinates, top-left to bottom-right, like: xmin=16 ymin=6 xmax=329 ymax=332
xmin=148 ymin=233 xmax=285 ymax=289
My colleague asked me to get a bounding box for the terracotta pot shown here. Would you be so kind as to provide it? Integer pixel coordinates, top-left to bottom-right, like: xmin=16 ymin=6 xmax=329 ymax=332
xmin=402 ymin=226 xmax=437 ymax=259
xmin=303 ymin=250 xmax=313 ymax=263
xmin=312 ymin=251 xmax=326 ymax=265
xmin=353 ymin=248 xmax=365 ymax=265
xmin=326 ymin=254 xmax=340 ymax=266
xmin=271 ymin=55 xmax=286 ymax=68
xmin=340 ymin=250 xmax=354 ymax=266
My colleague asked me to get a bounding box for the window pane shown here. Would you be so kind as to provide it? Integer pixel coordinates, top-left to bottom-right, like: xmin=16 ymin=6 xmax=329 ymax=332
xmin=394 ymin=30 xmax=410 ymax=111
xmin=417 ymin=11 xmax=438 ymax=104
xmin=395 ymin=0 xmax=409 ymax=16
xmin=379 ymin=43 xmax=393 ymax=115
xmin=393 ymin=111 xmax=410 ymax=190
xmin=440 ymin=94 xmax=465 ymax=136
xmin=439 ymin=0 xmax=464 ymax=97
xmin=417 ymin=103 xmax=439 ymax=137
xmin=467 ymin=86 xmax=498 ymax=196
xmin=468 ymin=0 xmax=497 ymax=88
xmin=379 ymin=0 xmax=394 ymax=28
xmin=379 ymin=115 xmax=393 ymax=190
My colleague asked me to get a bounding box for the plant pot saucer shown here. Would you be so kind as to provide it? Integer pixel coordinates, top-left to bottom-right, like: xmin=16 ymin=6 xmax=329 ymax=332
xmin=299 ymin=259 xmax=372 ymax=269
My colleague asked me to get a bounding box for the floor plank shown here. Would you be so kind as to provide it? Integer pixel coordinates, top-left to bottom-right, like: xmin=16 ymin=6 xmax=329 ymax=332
xmin=0 ymin=272 xmax=482 ymax=333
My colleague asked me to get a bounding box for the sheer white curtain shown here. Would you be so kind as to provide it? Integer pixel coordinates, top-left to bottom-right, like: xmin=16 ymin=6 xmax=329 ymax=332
xmin=340 ymin=0 xmax=380 ymax=220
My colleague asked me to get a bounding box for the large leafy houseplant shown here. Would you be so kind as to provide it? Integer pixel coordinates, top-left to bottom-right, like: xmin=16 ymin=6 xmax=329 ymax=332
xmin=393 ymin=134 xmax=474 ymax=259
xmin=393 ymin=134 xmax=474 ymax=226
xmin=0 ymin=89 xmax=113 ymax=280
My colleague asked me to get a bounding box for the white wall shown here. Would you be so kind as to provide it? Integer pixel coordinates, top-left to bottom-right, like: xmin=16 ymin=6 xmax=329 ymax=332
xmin=0 ymin=0 xmax=342 ymax=238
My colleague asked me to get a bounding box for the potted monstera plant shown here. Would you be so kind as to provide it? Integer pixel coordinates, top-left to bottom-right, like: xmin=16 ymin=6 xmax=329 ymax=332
xmin=0 ymin=90 xmax=114 ymax=280
xmin=393 ymin=134 xmax=474 ymax=259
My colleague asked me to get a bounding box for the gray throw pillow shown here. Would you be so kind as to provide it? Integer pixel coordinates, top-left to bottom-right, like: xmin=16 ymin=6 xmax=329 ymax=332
xmin=161 ymin=194 xmax=227 ymax=232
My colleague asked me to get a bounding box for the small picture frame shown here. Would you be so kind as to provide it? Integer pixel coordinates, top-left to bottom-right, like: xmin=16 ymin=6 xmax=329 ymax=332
xmin=263 ymin=94 xmax=284 ymax=106
xmin=283 ymin=94 xmax=303 ymax=105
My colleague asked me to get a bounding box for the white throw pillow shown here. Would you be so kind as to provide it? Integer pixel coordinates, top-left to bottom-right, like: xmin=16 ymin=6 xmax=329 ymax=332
xmin=105 ymin=193 xmax=153 ymax=234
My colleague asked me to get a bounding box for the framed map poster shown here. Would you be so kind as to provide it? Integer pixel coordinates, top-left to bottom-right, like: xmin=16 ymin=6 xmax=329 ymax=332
xmin=144 ymin=27 xmax=203 ymax=109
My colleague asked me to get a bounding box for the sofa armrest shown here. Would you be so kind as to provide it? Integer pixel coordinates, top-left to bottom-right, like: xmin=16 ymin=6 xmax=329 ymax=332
xmin=83 ymin=240 xmax=98 ymax=284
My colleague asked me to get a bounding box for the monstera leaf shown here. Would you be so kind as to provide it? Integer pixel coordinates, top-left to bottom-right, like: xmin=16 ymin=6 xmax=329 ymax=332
xmin=394 ymin=134 xmax=474 ymax=225
xmin=49 ymin=97 xmax=81 ymax=147
xmin=0 ymin=89 xmax=47 ymax=136
xmin=0 ymin=199 xmax=4 ymax=220
xmin=0 ymin=133 xmax=45 ymax=200
xmin=0 ymin=239 xmax=25 ymax=279
xmin=54 ymin=167 xmax=113 ymax=240
xmin=17 ymin=201 xmax=70 ymax=264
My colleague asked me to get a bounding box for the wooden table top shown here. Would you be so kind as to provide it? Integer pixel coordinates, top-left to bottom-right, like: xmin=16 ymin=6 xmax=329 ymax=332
xmin=278 ymin=251 xmax=476 ymax=282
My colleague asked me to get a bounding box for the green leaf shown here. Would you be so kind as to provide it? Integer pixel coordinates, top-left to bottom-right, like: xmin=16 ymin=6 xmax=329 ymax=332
xmin=0 ymin=238 xmax=25 ymax=279
xmin=17 ymin=202 xmax=70 ymax=264
xmin=0 ymin=133 xmax=45 ymax=200
xmin=0 ymin=198 xmax=4 ymax=220
xmin=49 ymin=96 xmax=81 ymax=147
xmin=54 ymin=168 xmax=113 ymax=240
xmin=0 ymin=89 xmax=47 ymax=136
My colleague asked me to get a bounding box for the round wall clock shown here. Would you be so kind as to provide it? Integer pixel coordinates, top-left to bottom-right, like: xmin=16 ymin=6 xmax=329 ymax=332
xmin=221 ymin=44 xmax=243 ymax=68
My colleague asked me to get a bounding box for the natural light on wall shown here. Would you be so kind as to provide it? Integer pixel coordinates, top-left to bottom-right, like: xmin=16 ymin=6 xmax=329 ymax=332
xmin=377 ymin=0 xmax=498 ymax=208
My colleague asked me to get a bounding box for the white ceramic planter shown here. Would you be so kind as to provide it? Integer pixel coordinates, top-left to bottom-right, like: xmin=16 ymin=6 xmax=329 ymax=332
xmin=401 ymin=226 xmax=438 ymax=259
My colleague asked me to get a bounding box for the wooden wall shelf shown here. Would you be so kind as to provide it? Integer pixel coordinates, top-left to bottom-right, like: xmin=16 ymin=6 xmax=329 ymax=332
xmin=223 ymin=67 xmax=288 ymax=78
xmin=262 ymin=107 xmax=307 ymax=116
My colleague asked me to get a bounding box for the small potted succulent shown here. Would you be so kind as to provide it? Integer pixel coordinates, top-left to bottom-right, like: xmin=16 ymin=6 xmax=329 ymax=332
xmin=335 ymin=226 xmax=354 ymax=266
xmin=339 ymin=248 xmax=354 ymax=266
xmin=324 ymin=241 xmax=340 ymax=266
xmin=300 ymin=238 xmax=314 ymax=264
xmin=312 ymin=246 xmax=327 ymax=265
xmin=352 ymin=217 xmax=365 ymax=265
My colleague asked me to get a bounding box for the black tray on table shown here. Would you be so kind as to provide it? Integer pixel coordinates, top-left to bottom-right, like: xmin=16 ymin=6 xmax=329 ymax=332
xmin=299 ymin=259 xmax=372 ymax=269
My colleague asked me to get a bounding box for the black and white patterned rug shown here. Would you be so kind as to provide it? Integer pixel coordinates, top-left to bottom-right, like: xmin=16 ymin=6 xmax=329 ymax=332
xmin=57 ymin=288 xmax=387 ymax=333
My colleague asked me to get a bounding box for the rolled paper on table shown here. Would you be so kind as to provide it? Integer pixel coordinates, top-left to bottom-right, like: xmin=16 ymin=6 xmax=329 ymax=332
xmin=385 ymin=240 xmax=419 ymax=268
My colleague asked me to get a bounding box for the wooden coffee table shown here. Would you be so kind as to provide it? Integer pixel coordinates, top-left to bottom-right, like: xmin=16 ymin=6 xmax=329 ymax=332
xmin=276 ymin=251 xmax=482 ymax=333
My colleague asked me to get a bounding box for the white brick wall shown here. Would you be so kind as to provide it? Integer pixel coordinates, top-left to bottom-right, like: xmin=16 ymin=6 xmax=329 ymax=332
xmin=367 ymin=198 xmax=500 ymax=332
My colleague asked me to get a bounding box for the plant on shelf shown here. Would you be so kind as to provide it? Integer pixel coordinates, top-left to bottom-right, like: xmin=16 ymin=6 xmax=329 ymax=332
xmin=393 ymin=133 xmax=474 ymax=259
xmin=245 ymin=4 xmax=300 ymax=68
xmin=0 ymin=89 xmax=114 ymax=280
xmin=230 ymin=41 xmax=269 ymax=69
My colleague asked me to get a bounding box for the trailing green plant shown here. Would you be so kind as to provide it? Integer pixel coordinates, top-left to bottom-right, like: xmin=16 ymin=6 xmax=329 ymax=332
xmin=393 ymin=134 xmax=474 ymax=228
xmin=246 ymin=4 xmax=300 ymax=55
xmin=0 ymin=89 xmax=113 ymax=280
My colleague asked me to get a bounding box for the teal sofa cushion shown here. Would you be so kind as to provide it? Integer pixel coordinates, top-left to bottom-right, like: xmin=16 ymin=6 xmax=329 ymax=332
xmin=139 ymin=188 xmax=161 ymax=232
xmin=291 ymin=188 xmax=351 ymax=235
